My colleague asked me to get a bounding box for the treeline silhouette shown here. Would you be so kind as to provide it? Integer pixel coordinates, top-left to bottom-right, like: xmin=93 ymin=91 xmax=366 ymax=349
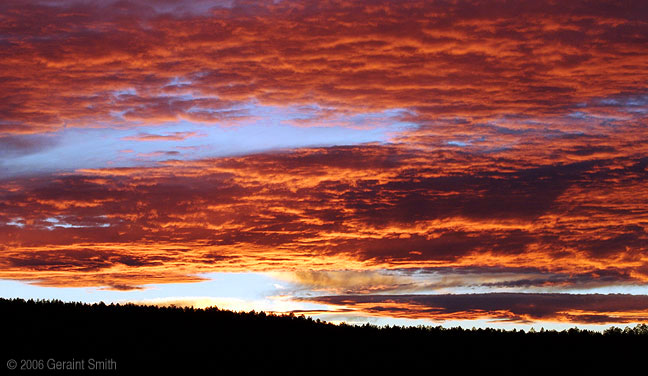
xmin=1 ymin=298 xmax=645 ymax=373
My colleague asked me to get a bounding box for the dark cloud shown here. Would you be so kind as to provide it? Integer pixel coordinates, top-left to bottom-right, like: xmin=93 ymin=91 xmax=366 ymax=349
xmin=303 ymin=293 xmax=648 ymax=324
xmin=5 ymin=248 xmax=169 ymax=271
xmin=0 ymin=135 xmax=57 ymax=157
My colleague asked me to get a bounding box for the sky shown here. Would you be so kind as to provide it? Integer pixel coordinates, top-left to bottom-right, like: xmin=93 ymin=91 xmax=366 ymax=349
xmin=1 ymin=0 xmax=647 ymax=330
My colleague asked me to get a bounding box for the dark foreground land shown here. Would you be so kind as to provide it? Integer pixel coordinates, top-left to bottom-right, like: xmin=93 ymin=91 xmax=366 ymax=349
xmin=1 ymin=298 xmax=646 ymax=374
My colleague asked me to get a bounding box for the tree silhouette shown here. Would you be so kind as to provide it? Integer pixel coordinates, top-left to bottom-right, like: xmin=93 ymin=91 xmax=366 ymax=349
xmin=0 ymin=298 xmax=645 ymax=373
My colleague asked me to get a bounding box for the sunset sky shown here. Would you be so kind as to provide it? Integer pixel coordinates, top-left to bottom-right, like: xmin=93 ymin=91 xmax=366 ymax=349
xmin=1 ymin=0 xmax=647 ymax=330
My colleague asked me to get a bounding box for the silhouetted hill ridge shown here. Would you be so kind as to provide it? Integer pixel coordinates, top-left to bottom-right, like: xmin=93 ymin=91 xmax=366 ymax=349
xmin=1 ymin=298 xmax=644 ymax=373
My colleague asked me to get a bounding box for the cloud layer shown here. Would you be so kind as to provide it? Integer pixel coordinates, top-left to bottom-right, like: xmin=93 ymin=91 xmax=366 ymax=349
xmin=1 ymin=0 xmax=647 ymax=135
xmin=1 ymin=0 xmax=647 ymax=325
xmin=302 ymin=293 xmax=648 ymax=324
xmin=1 ymin=142 xmax=645 ymax=291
